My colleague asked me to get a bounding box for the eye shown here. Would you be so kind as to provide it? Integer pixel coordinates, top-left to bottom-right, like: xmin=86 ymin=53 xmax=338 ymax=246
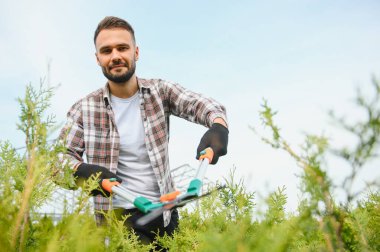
xmin=100 ymin=48 xmax=112 ymax=54
xmin=118 ymin=46 xmax=129 ymax=51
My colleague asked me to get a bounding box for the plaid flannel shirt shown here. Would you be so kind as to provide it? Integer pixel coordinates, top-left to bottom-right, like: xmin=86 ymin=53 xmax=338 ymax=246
xmin=59 ymin=77 xmax=227 ymax=226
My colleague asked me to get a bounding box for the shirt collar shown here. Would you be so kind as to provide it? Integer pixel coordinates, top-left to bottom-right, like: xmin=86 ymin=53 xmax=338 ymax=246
xmin=102 ymin=83 xmax=111 ymax=108
xmin=137 ymin=77 xmax=151 ymax=95
xmin=102 ymin=77 xmax=151 ymax=107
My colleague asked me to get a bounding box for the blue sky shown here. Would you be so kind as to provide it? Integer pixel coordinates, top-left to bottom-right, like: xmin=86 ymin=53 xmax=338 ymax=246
xmin=1 ymin=0 xmax=380 ymax=211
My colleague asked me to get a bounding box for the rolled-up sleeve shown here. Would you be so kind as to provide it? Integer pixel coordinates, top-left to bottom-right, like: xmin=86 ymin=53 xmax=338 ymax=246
xmin=163 ymin=80 xmax=228 ymax=128
xmin=58 ymin=101 xmax=85 ymax=169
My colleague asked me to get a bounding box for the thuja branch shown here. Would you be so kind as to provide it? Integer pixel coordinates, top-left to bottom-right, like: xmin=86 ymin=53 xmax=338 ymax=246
xmin=330 ymin=76 xmax=380 ymax=203
xmin=10 ymin=82 xmax=56 ymax=250
xmin=253 ymin=100 xmax=340 ymax=248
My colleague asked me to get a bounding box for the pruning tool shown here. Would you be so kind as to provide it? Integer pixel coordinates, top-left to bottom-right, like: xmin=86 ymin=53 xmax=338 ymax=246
xmin=101 ymin=147 xmax=222 ymax=225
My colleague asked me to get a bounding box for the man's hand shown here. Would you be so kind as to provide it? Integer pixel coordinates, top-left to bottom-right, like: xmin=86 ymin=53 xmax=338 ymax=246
xmin=73 ymin=163 xmax=122 ymax=196
xmin=196 ymin=122 xmax=229 ymax=164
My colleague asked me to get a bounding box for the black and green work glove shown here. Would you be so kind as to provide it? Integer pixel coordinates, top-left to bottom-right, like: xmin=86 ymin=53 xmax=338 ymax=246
xmin=74 ymin=163 xmax=122 ymax=196
xmin=196 ymin=123 xmax=229 ymax=164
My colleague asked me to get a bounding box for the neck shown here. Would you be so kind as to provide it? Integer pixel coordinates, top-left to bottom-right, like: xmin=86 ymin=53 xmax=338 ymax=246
xmin=108 ymin=75 xmax=138 ymax=98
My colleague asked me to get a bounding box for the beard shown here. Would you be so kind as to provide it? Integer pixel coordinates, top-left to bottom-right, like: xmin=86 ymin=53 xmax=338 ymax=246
xmin=102 ymin=59 xmax=136 ymax=84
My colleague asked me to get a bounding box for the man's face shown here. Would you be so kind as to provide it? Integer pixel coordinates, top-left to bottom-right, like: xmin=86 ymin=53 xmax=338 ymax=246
xmin=95 ymin=28 xmax=139 ymax=84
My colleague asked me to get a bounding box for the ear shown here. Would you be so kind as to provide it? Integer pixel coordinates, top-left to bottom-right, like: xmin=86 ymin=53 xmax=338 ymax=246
xmin=135 ymin=46 xmax=139 ymax=61
xmin=95 ymin=52 xmax=100 ymax=65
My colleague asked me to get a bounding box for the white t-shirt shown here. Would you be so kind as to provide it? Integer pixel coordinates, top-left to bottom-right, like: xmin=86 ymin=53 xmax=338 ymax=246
xmin=110 ymin=92 xmax=161 ymax=209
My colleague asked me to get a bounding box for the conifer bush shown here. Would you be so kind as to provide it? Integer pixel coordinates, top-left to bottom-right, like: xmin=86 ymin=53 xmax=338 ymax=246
xmin=0 ymin=77 xmax=379 ymax=251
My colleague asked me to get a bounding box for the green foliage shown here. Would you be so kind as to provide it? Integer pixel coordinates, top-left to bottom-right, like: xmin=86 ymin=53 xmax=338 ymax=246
xmin=330 ymin=77 xmax=380 ymax=203
xmin=264 ymin=186 xmax=287 ymax=225
xmin=0 ymin=77 xmax=379 ymax=251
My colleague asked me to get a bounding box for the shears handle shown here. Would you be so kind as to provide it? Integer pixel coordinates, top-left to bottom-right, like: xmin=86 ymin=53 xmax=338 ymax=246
xmin=101 ymin=178 xmax=120 ymax=192
xmin=101 ymin=178 xmax=136 ymax=203
xmin=195 ymin=147 xmax=214 ymax=181
xmin=198 ymin=147 xmax=214 ymax=164
xmin=101 ymin=178 xmax=164 ymax=213
xmin=185 ymin=148 xmax=214 ymax=197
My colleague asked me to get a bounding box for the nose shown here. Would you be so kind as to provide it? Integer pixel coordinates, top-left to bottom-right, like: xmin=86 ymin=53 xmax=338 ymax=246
xmin=110 ymin=49 xmax=121 ymax=62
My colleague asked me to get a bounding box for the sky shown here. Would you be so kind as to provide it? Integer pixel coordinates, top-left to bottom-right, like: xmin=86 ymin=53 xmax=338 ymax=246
xmin=1 ymin=0 xmax=380 ymax=212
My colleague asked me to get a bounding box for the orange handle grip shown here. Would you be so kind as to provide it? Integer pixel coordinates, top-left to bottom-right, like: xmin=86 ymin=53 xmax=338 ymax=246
xmin=101 ymin=179 xmax=121 ymax=193
xmin=160 ymin=190 xmax=180 ymax=202
xmin=199 ymin=148 xmax=214 ymax=164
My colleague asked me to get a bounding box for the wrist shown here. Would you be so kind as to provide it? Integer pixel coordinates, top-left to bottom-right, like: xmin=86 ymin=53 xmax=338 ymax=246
xmin=73 ymin=162 xmax=83 ymax=172
xmin=213 ymin=117 xmax=228 ymax=129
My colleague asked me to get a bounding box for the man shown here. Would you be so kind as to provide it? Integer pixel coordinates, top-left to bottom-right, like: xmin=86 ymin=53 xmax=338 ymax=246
xmin=59 ymin=16 xmax=228 ymax=244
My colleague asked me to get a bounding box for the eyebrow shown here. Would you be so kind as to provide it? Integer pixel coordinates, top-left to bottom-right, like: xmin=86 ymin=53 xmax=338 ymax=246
xmin=99 ymin=43 xmax=130 ymax=52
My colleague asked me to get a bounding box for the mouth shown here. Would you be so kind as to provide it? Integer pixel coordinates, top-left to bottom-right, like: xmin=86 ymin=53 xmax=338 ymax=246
xmin=110 ymin=64 xmax=127 ymax=70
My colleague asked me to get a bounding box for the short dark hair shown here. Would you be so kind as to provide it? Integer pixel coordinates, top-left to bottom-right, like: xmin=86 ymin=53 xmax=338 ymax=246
xmin=94 ymin=16 xmax=136 ymax=45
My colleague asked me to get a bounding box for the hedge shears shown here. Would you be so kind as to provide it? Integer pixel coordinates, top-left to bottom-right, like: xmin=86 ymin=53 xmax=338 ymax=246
xmin=101 ymin=147 xmax=222 ymax=225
